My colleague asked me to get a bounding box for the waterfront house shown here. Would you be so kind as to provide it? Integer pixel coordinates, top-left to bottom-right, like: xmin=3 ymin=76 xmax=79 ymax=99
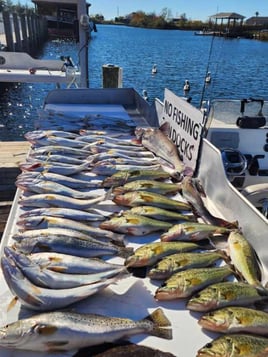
xmin=32 ymin=0 xmax=95 ymax=39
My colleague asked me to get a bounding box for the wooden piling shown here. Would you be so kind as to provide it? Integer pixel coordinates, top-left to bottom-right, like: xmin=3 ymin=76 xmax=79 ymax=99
xmin=102 ymin=64 xmax=123 ymax=88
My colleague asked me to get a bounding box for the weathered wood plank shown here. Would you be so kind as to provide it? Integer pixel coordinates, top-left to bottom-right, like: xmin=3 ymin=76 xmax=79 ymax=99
xmin=0 ymin=141 xmax=29 ymax=237
xmin=0 ymin=141 xmax=29 ymax=200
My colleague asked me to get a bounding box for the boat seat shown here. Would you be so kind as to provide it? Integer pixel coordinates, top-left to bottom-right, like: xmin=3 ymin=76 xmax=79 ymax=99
xmin=0 ymin=52 xmax=65 ymax=71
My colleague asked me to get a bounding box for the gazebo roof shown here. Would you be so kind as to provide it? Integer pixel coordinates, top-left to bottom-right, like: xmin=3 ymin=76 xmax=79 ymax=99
xmin=210 ymin=12 xmax=245 ymax=20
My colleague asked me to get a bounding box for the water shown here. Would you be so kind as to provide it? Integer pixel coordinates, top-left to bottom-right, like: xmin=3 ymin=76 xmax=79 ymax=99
xmin=0 ymin=24 xmax=268 ymax=140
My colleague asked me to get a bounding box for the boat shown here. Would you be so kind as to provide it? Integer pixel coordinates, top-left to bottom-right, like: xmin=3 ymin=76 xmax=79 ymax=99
xmin=0 ymin=87 xmax=267 ymax=357
xmin=203 ymin=97 xmax=268 ymax=217
xmin=194 ymin=29 xmax=215 ymax=36
xmin=32 ymin=0 xmax=97 ymax=39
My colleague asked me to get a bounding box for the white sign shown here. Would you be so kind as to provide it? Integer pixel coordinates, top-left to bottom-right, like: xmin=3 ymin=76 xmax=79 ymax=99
xmin=160 ymin=88 xmax=204 ymax=173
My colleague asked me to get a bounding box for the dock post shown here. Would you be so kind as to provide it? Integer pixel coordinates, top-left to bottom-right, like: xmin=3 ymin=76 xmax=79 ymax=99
xmin=13 ymin=12 xmax=22 ymax=52
xmin=20 ymin=14 xmax=30 ymax=53
xmin=2 ymin=10 xmax=15 ymax=52
xmin=77 ymin=0 xmax=89 ymax=88
xmin=102 ymin=64 xmax=123 ymax=88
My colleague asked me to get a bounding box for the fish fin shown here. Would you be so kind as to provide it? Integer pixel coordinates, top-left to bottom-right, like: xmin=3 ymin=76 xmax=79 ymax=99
xmin=104 ymin=187 xmax=115 ymax=201
xmin=37 ymin=324 xmax=58 ymax=335
xmin=192 ymin=178 xmax=206 ymax=197
xmin=159 ymin=122 xmax=170 ymax=136
xmin=49 ymin=266 xmax=67 ymax=273
xmin=142 ymin=308 xmax=172 ymax=340
xmin=7 ymin=296 xmax=18 ymax=311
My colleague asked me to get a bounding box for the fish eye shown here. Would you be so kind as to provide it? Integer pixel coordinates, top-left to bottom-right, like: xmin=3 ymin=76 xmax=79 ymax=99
xmin=205 ymin=342 xmax=213 ymax=348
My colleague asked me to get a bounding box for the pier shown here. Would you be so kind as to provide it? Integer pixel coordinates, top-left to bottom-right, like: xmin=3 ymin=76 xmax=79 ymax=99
xmin=0 ymin=141 xmax=29 ymax=238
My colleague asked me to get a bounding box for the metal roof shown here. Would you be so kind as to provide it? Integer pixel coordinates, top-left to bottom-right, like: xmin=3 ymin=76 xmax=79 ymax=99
xmin=210 ymin=12 xmax=245 ymax=20
xmin=32 ymin=0 xmax=91 ymax=5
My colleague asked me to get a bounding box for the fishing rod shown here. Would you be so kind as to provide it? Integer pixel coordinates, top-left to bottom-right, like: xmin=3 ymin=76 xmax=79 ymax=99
xmin=199 ymin=34 xmax=215 ymax=109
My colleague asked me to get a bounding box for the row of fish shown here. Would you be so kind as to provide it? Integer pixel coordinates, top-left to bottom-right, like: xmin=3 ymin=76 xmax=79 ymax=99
xmin=0 ymin=122 xmax=266 ymax=356
xmin=1 ymin=124 xmax=184 ymax=355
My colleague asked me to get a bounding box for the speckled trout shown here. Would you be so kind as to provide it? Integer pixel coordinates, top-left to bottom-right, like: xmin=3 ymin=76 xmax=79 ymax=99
xmin=1 ymin=256 xmax=121 ymax=311
xmin=0 ymin=309 xmax=172 ymax=351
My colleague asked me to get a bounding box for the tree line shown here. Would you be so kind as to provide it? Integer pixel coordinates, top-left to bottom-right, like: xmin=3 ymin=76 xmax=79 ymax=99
xmin=0 ymin=0 xmax=34 ymax=13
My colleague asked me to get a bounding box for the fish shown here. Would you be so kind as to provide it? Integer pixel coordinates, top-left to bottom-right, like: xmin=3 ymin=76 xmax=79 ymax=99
xmin=99 ymin=213 xmax=173 ymax=236
xmin=0 ymin=309 xmax=172 ymax=351
xmin=113 ymin=191 xmax=191 ymax=212
xmin=181 ymin=176 xmax=238 ymax=228
xmin=155 ymin=265 xmax=233 ymax=300
xmin=90 ymin=140 xmax=147 ymax=152
xmin=160 ymin=222 xmax=232 ymax=242
xmin=227 ymin=230 xmax=263 ymax=287
xmin=19 ymin=161 xmax=90 ymax=176
xmin=30 ymin=145 xmax=90 ymax=158
xmin=27 ymin=153 xmax=87 ymax=165
xmin=129 ymin=205 xmax=196 ymax=222
xmin=148 ymin=250 xmax=225 ymax=280
xmin=12 ymin=227 xmax=106 ymax=242
xmin=16 ymin=215 xmax=125 ymax=244
xmin=90 ymin=146 xmax=156 ymax=158
xmin=29 ymin=252 xmax=124 ymax=274
xmin=91 ymin=162 xmax=161 ymax=176
xmin=90 ymin=156 xmax=160 ymax=167
xmin=1 ymin=256 xmax=121 ymax=311
xmin=19 ymin=207 xmax=107 ymax=222
xmin=102 ymin=168 xmax=171 ymax=188
xmin=125 ymin=241 xmax=201 ymax=267
xmin=13 ymin=235 xmax=132 ymax=258
xmin=16 ymin=171 xmax=101 ymax=189
xmin=198 ymin=306 xmax=268 ymax=335
xmin=25 ymin=130 xmax=79 ymax=140
xmin=18 ymin=192 xmax=110 ymax=211
xmin=113 ymin=179 xmax=182 ymax=195
xmin=80 ymin=136 xmax=143 ymax=148
xmin=16 ymin=177 xmax=103 ymax=199
xmin=197 ymin=334 xmax=268 ymax=357
xmin=25 ymin=132 xmax=90 ymax=148
xmin=5 ymin=247 xmax=126 ymax=289
xmin=135 ymin=122 xmax=185 ymax=174
xmin=186 ymin=281 xmax=268 ymax=312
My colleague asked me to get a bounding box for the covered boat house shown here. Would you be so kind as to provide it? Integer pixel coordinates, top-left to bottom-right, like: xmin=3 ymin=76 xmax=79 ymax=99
xmin=32 ymin=0 xmax=93 ymax=39
xmin=209 ymin=12 xmax=245 ymax=37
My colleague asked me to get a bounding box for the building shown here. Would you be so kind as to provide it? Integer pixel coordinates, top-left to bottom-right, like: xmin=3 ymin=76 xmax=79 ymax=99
xmin=32 ymin=0 xmax=95 ymax=39
xmin=245 ymin=16 xmax=268 ymax=27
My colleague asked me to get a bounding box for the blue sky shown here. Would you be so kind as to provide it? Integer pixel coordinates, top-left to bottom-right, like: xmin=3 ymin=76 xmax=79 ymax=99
xmin=87 ymin=0 xmax=268 ymax=21
xmin=21 ymin=0 xmax=268 ymax=21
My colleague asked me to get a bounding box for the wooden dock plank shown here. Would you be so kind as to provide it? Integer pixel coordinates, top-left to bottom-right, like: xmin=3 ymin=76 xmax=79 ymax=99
xmin=0 ymin=141 xmax=29 ymax=237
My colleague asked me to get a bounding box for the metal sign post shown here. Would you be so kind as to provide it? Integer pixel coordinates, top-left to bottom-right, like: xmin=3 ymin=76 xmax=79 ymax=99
xmin=77 ymin=0 xmax=89 ymax=88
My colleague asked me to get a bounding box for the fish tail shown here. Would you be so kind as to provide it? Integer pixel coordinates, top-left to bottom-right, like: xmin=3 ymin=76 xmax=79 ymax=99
xmin=104 ymin=187 xmax=115 ymax=201
xmin=143 ymin=308 xmax=172 ymax=340
xmin=118 ymin=246 xmax=134 ymax=259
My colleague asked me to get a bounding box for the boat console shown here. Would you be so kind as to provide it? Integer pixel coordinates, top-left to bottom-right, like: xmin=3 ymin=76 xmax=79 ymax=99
xmin=204 ymin=98 xmax=268 ymax=217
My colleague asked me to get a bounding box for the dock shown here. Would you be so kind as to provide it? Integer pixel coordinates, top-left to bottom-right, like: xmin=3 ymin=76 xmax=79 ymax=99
xmin=0 ymin=141 xmax=30 ymax=238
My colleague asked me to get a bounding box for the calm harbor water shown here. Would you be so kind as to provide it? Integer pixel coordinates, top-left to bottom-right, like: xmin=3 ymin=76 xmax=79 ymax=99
xmin=0 ymin=24 xmax=268 ymax=140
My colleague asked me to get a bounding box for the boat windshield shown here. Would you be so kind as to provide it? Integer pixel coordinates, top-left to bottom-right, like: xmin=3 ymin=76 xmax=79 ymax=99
xmin=207 ymin=99 xmax=268 ymax=126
